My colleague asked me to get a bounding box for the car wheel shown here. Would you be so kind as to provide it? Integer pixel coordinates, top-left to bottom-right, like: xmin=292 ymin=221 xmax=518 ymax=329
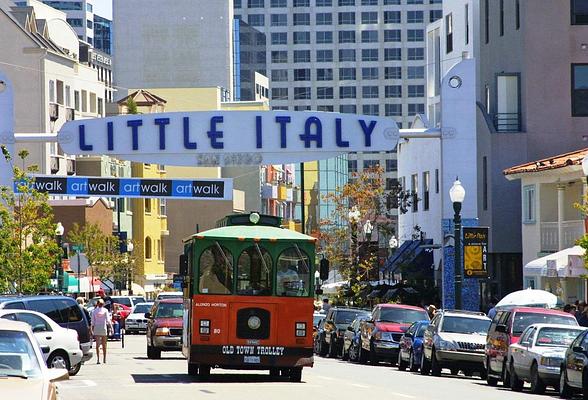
xmin=530 ymin=363 xmax=545 ymax=394
xmin=409 ymin=351 xmax=418 ymax=372
xmin=509 ymin=361 xmax=523 ymax=392
xmin=420 ymin=351 xmax=430 ymax=375
xmin=369 ymin=342 xmax=379 ymax=365
xmin=47 ymin=351 xmax=70 ymax=371
xmin=502 ymin=360 xmax=511 ymax=388
xmin=430 ymin=349 xmax=441 ymax=377
xmin=359 ymin=344 xmax=368 ymax=365
xmin=348 ymin=344 xmax=357 ymax=362
xmin=559 ymin=367 xmax=572 ymax=399
xmin=199 ymin=364 xmax=211 ymax=380
xmin=69 ymin=362 xmax=82 ymax=376
xmin=486 ymin=357 xmax=498 ymax=386
xmin=188 ymin=363 xmax=198 ymax=376
xmin=397 ymin=351 xmax=406 ymax=371
xmin=147 ymin=344 xmax=161 ymax=359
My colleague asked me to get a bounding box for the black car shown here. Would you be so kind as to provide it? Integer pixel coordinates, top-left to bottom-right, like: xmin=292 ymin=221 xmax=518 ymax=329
xmin=321 ymin=307 xmax=370 ymax=358
xmin=560 ymin=328 xmax=588 ymax=398
xmin=0 ymin=295 xmax=93 ymax=369
xmin=342 ymin=315 xmax=369 ymax=362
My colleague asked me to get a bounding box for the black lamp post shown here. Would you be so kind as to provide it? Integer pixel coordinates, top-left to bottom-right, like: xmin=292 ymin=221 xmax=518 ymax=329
xmin=55 ymin=222 xmax=64 ymax=292
xmin=348 ymin=206 xmax=361 ymax=287
xmin=126 ymin=241 xmax=134 ymax=295
xmin=449 ymin=178 xmax=466 ymax=310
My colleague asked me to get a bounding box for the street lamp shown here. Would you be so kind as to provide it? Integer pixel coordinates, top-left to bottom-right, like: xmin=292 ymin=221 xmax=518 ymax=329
xmin=348 ymin=206 xmax=361 ymax=287
xmin=126 ymin=241 xmax=134 ymax=295
xmin=449 ymin=178 xmax=466 ymax=310
xmin=363 ymin=219 xmax=374 ymax=279
xmin=314 ymin=270 xmax=320 ymax=301
xmin=54 ymin=222 xmax=64 ymax=292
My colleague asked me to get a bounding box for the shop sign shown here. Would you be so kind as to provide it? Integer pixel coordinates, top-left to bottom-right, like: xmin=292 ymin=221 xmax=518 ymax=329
xmin=463 ymin=227 xmax=489 ymax=278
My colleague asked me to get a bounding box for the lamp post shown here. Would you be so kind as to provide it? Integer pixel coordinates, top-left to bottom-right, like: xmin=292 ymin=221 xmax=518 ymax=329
xmin=348 ymin=206 xmax=361 ymax=286
xmin=54 ymin=222 xmax=64 ymax=292
xmin=126 ymin=241 xmax=134 ymax=295
xmin=363 ymin=219 xmax=373 ymax=279
xmin=449 ymin=178 xmax=466 ymax=310
xmin=388 ymin=235 xmax=398 ymax=284
xmin=314 ymin=270 xmax=320 ymax=301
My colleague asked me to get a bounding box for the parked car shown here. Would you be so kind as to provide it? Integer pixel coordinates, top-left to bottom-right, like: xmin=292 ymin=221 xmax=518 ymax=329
xmin=125 ymin=302 xmax=154 ymax=334
xmin=0 ymin=295 xmax=92 ymax=365
xmin=0 ymin=319 xmax=69 ymax=400
xmin=321 ymin=307 xmax=370 ymax=358
xmin=421 ymin=310 xmax=491 ymax=377
xmin=560 ymin=328 xmax=588 ymax=398
xmin=485 ymin=307 xmax=578 ymax=386
xmin=0 ymin=310 xmax=83 ymax=376
xmin=398 ymin=320 xmax=430 ymax=372
xmin=313 ymin=312 xmax=325 ymax=328
xmin=507 ymin=323 xmax=586 ymax=394
xmin=111 ymin=296 xmax=146 ymax=308
xmin=146 ymin=298 xmax=184 ymax=359
xmin=359 ymin=304 xmax=430 ymax=365
xmin=342 ymin=315 xmax=370 ymax=362
xmin=155 ymin=291 xmax=183 ymax=300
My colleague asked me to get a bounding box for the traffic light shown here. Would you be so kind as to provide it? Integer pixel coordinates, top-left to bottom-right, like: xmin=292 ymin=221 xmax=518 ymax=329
xmin=117 ymin=231 xmax=128 ymax=253
xmin=319 ymin=258 xmax=329 ymax=281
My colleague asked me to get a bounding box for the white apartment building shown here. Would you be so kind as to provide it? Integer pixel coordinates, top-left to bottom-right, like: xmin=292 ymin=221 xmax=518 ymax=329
xmin=1 ymin=0 xmax=105 ymax=175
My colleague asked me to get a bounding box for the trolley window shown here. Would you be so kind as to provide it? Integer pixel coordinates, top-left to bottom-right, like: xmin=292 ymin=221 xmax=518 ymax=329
xmin=236 ymin=245 xmax=272 ymax=296
xmin=198 ymin=244 xmax=233 ymax=294
xmin=276 ymin=246 xmax=310 ymax=297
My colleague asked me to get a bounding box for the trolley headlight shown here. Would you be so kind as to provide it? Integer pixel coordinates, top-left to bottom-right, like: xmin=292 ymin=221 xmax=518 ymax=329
xmin=199 ymin=319 xmax=210 ymax=335
xmin=155 ymin=327 xmax=170 ymax=336
xmin=295 ymin=322 xmax=306 ymax=337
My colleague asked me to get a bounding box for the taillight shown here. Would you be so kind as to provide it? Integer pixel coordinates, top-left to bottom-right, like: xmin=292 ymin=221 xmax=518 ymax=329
xmin=199 ymin=319 xmax=210 ymax=335
xmin=295 ymin=322 xmax=306 ymax=337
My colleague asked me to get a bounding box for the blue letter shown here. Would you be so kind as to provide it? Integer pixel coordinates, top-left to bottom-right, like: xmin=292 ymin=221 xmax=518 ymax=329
xmin=154 ymin=118 xmax=170 ymax=150
xmin=359 ymin=120 xmax=377 ymax=147
xmin=207 ymin=116 xmax=224 ymax=149
xmin=127 ymin=119 xmax=143 ymax=150
xmin=79 ymin=125 xmax=93 ymax=151
xmin=299 ymin=117 xmax=323 ymax=148
xmin=183 ymin=117 xmax=197 ymax=149
xmin=275 ymin=116 xmax=291 ymax=148
xmin=107 ymin=122 xmax=114 ymax=151
xmin=335 ymin=118 xmax=349 ymax=148
xmin=256 ymin=115 xmax=262 ymax=149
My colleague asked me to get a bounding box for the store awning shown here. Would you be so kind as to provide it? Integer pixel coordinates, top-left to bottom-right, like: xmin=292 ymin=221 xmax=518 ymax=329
xmin=382 ymin=239 xmax=434 ymax=276
xmin=524 ymin=246 xmax=586 ymax=278
xmin=382 ymin=240 xmax=416 ymax=272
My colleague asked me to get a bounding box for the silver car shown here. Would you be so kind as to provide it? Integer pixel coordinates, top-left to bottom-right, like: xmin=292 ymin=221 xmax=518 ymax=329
xmin=508 ymin=323 xmax=587 ymax=394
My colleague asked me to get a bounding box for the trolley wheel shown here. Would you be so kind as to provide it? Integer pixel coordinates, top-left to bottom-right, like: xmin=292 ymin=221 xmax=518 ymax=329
xmin=199 ymin=364 xmax=211 ymax=380
xmin=188 ymin=363 xmax=198 ymax=376
xmin=269 ymin=368 xmax=280 ymax=377
xmin=289 ymin=367 xmax=302 ymax=382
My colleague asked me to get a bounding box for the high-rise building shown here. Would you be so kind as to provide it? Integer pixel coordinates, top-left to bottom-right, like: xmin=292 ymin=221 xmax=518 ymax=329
xmin=93 ymin=14 xmax=112 ymax=55
xmin=232 ymin=18 xmax=269 ymax=101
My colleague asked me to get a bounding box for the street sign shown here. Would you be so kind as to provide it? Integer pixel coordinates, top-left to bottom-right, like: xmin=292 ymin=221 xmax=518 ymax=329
xmin=72 ymin=244 xmax=85 ymax=253
xmin=463 ymin=227 xmax=489 ymax=278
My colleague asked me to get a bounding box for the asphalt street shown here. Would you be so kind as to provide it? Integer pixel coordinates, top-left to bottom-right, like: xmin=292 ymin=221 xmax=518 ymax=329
xmin=58 ymin=335 xmax=558 ymax=400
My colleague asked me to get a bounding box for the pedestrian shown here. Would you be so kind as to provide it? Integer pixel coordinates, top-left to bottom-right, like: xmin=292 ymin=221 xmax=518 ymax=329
xmin=321 ymin=298 xmax=331 ymax=313
xmin=576 ymin=301 xmax=586 ymax=321
xmin=427 ymin=305 xmax=437 ymax=319
xmin=91 ymin=298 xmax=112 ymax=364
xmin=97 ymin=289 xmax=113 ymax=312
xmin=76 ymin=296 xmax=91 ymax=326
xmin=578 ymin=305 xmax=588 ymax=327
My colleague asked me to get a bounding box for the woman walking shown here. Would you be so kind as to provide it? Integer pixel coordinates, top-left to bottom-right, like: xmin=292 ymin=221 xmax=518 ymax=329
xmin=91 ymin=298 xmax=112 ymax=364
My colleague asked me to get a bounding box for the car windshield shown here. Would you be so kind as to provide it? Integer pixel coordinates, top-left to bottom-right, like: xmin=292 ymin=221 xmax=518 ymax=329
xmin=157 ymin=293 xmax=183 ymax=300
xmin=313 ymin=314 xmax=324 ymax=327
xmin=0 ymin=330 xmax=43 ymax=379
xmin=112 ymin=297 xmax=132 ymax=307
xmin=513 ymin=313 xmax=577 ymax=336
xmin=535 ymin=327 xmax=585 ymax=347
xmin=155 ymin=303 xmax=183 ymax=318
xmin=132 ymin=297 xmax=146 ymax=304
xmin=133 ymin=304 xmax=152 ymax=314
xmin=378 ymin=308 xmax=429 ymax=324
xmin=441 ymin=316 xmax=490 ymax=335
xmin=335 ymin=311 xmax=369 ymax=324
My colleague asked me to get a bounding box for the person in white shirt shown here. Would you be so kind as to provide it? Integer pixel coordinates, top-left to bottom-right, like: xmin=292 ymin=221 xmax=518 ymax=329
xmin=91 ymin=299 xmax=112 ymax=364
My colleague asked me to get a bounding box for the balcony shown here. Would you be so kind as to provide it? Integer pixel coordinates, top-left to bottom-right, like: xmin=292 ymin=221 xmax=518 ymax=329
xmin=278 ymin=184 xmax=287 ymax=201
xmin=66 ymin=108 xmax=75 ymax=121
xmin=540 ymin=220 xmax=584 ymax=252
xmin=493 ymin=113 xmax=521 ymax=132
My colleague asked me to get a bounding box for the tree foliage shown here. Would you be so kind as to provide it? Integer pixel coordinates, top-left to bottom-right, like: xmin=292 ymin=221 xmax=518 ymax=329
xmin=0 ymin=148 xmax=60 ymax=294
xmin=126 ymin=97 xmax=138 ymax=115
xmin=575 ymin=197 xmax=588 ymax=269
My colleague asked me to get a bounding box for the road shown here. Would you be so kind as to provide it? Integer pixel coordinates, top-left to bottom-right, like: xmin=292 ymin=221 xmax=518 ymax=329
xmin=58 ymin=335 xmax=551 ymax=400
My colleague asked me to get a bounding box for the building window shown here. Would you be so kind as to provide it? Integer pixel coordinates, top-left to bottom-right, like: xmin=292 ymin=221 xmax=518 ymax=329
xmin=362 ymin=48 xmax=378 ymax=61
xmin=572 ymin=64 xmax=588 ymax=116
xmin=485 ymin=84 xmax=491 ymax=113
xmin=271 ymin=32 xmax=288 ymax=45
xmin=384 ymin=29 xmax=401 ymax=42
xmin=435 ymin=168 xmax=439 ymax=193
xmin=465 ymin=4 xmax=470 ymax=44
xmin=408 ymin=104 xmax=425 ymax=115
xmin=407 ymin=11 xmax=424 ymax=23
xmin=362 ymin=67 xmax=378 ymax=80
xmin=407 ymin=29 xmax=424 ymax=42
xmin=484 ymin=0 xmax=489 ymax=44
xmin=272 ymin=87 xmax=288 ymax=100
xmin=74 ymin=90 xmax=80 ymax=111
xmin=523 ymin=185 xmax=536 ymax=223
xmin=294 ymin=0 xmax=310 ymax=5
xmin=339 ymin=105 xmax=357 ymax=114
xmin=339 ymin=86 xmax=357 ymax=99
xmin=385 ymin=159 xmax=397 ymax=172
xmin=144 ymin=198 xmax=152 ymax=213
xmin=407 ymin=48 xmax=424 ymax=60
xmin=408 ymin=85 xmax=425 ymax=97
xmin=160 ymin=198 xmax=167 ymax=216
xmin=361 ymin=11 xmax=378 ymax=24
xmin=385 ymin=85 xmax=402 ymax=98
xmin=317 ymin=68 xmax=333 ymax=81
xmin=515 ymin=0 xmax=520 ymax=29
xmin=430 ymin=10 xmax=442 ymax=22
xmin=271 ymin=0 xmax=286 ymax=6
xmin=338 ymin=30 xmax=356 ymax=43
xmin=294 ymin=50 xmax=311 ymax=62
xmin=385 ymin=67 xmax=402 ymax=79
xmin=339 ymin=49 xmax=356 ymax=61
xmin=384 ymin=0 xmax=400 ymax=4
xmin=482 ymin=156 xmax=488 ymax=210
xmin=407 ymin=0 xmax=423 ymax=3
xmin=316 ymin=0 xmax=332 ymax=6
xmin=271 ymin=51 xmax=288 ymax=63
xmin=339 ymin=67 xmax=356 ymax=80
xmin=348 ymin=160 xmax=358 ymax=172
xmin=362 ymin=86 xmax=379 ymax=98
xmin=407 ymin=66 xmax=424 ymax=79
xmin=362 ymin=104 xmax=379 ymax=116
xmin=316 ymin=13 xmax=332 ymax=25
xmin=293 ymin=31 xmax=310 ymax=44
xmin=66 ymin=18 xmax=83 ymax=27
xmin=385 ymin=104 xmax=402 ymax=116
xmin=384 ymin=48 xmax=401 ymax=61
xmin=422 ymin=171 xmax=430 ymax=211
xmin=339 ymin=12 xmax=355 ymax=25
xmin=248 ymin=14 xmax=265 ymax=26
xmin=499 ymin=0 xmax=504 ymax=36
xmin=411 ymin=174 xmax=419 ymax=212
xmin=316 ymin=31 xmax=333 ymax=43
xmin=361 ymin=30 xmax=378 ymax=43
xmin=248 ymin=0 xmax=264 ymax=7
xmin=317 ymin=105 xmax=334 ymax=112
xmin=271 ymin=69 xmax=288 ymax=82
xmin=363 ymin=160 xmax=379 ymax=169
xmin=270 ymin=14 xmax=287 ymax=26
xmin=294 ymin=87 xmax=311 ymax=100
xmin=362 ymin=0 xmax=378 ymax=4
xmin=339 ymin=0 xmax=355 ymax=5
xmin=49 ymin=80 xmax=55 ymax=103
xmin=317 ymin=87 xmax=334 ymax=99
xmin=385 ymin=178 xmax=398 ymax=190
xmin=145 ymin=237 xmax=152 ymax=260
xmin=294 ymin=69 xmax=311 ymax=81
xmin=295 ymin=105 xmax=311 ymax=111
xmin=86 ymin=19 xmax=93 ymax=29
xmin=446 ymin=13 xmax=453 ymax=53
xmin=234 ymin=0 xmax=241 ymax=6
xmin=293 ymin=13 xmax=311 ymax=25
xmin=317 ymin=50 xmax=333 ymax=62
xmin=384 ymin=11 xmax=400 ymax=24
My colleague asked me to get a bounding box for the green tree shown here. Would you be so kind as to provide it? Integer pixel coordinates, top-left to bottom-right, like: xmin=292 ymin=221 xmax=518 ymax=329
xmin=126 ymin=97 xmax=138 ymax=115
xmin=0 ymin=148 xmax=60 ymax=293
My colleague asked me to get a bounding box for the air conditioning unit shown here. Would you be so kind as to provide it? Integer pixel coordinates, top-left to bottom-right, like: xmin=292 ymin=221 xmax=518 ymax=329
xmin=66 ymin=108 xmax=75 ymax=121
xmin=49 ymin=103 xmax=59 ymax=122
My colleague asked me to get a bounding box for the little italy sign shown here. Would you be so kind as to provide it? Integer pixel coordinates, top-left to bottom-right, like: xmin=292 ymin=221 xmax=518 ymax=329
xmin=57 ymin=111 xmax=400 ymax=166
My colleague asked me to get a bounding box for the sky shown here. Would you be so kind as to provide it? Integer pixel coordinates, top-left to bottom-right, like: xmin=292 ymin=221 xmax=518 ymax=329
xmin=92 ymin=0 xmax=112 ymax=19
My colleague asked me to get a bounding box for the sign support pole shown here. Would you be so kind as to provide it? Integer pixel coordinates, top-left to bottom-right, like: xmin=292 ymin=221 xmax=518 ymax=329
xmin=0 ymin=73 xmax=14 ymax=191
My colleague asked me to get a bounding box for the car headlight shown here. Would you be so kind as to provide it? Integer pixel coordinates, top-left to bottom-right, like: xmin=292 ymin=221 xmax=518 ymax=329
xmin=540 ymin=356 xmax=562 ymax=367
xmin=155 ymin=327 xmax=170 ymax=336
xmin=437 ymin=339 xmax=457 ymax=350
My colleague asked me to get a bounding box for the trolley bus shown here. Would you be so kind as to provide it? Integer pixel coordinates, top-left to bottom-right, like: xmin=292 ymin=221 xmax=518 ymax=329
xmin=180 ymin=212 xmax=317 ymax=382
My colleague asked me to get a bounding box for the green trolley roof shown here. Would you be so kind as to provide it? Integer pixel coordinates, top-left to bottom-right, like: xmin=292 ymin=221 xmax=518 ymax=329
xmin=185 ymin=225 xmax=317 ymax=242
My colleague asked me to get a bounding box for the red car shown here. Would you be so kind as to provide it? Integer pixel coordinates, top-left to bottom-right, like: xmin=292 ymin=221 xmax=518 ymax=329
xmin=145 ymin=298 xmax=184 ymax=359
xmin=359 ymin=304 xmax=430 ymax=365
xmin=485 ymin=307 xmax=578 ymax=386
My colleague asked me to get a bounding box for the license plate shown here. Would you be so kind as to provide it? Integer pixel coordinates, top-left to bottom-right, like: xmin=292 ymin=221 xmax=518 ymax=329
xmin=244 ymin=356 xmax=260 ymax=364
xmin=380 ymin=342 xmax=399 ymax=349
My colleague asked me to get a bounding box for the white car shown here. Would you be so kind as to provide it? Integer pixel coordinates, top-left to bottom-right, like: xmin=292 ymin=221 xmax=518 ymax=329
xmin=125 ymin=302 xmax=154 ymax=334
xmin=0 ymin=310 xmax=83 ymax=376
xmin=508 ymin=323 xmax=587 ymax=394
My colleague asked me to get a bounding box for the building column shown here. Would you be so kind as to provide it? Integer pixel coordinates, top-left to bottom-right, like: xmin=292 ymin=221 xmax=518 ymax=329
xmin=557 ymin=184 xmax=566 ymax=251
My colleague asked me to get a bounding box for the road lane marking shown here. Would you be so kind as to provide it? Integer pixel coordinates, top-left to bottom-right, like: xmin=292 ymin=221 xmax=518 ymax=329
xmin=351 ymin=383 xmax=370 ymax=389
xmin=388 ymin=393 xmax=414 ymax=399
xmin=58 ymin=380 xmax=97 ymax=388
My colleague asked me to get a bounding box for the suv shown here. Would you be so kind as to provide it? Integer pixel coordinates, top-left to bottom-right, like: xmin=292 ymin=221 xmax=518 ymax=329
xmin=319 ymin=307 xmax=370 ymax=358
xmin=0 ymin=295 xmax=92 ymax=366
xmin=360 ymin=304 xmax=430 ymax=365
xmin=485 ymin=307 xmax=578 ymax=386
xmin=421 ymin=309 xmax=491 ymax=377
xmin=146 ymin=298 xmax=184 ymax=359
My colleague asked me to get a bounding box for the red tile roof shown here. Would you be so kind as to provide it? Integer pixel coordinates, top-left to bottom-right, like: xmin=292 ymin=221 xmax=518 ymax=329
xmin=503 ymin=148 xmax=588 ymax=176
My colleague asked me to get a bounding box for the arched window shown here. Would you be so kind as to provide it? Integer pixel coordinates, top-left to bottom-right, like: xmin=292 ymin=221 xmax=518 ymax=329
xmin=237 ymin=245 xmax=272 ymax=296
xmin=276 ymin=247 xmax=310 ymax=297
xmin=145 ymin=237 xmax=152 ymax=259
xmin=198 ymin=245 xmax=233 ymax=294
